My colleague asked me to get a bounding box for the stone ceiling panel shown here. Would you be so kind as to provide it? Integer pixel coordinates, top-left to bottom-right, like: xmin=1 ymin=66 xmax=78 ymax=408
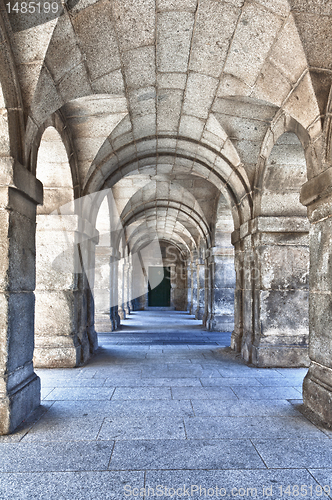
xmin=223 ymin=2 xmax=284 ymax=87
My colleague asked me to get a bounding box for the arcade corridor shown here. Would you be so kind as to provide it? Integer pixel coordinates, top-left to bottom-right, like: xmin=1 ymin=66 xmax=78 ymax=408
xmin=0 ymin=311 xmax=330 ymax=499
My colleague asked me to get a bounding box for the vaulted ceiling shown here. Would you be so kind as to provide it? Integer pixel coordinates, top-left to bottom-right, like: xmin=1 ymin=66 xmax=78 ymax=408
xmin=4 ymin=0 xmax=330 ymax=253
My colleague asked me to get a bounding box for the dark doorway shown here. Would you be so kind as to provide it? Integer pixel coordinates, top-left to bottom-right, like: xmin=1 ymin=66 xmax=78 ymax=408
xmin=148 ymin=266 xmax=171 ymax=307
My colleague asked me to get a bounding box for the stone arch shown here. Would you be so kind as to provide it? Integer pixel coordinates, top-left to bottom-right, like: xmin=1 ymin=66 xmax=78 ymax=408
xmin=122 ymin=204 xmax=198 ymax=313
xmin=83 ymin=136 xmax=252 ymax=231
xmin=254 ymin=112 xmax=311 ymax=219
xmin=35 ymin=126 xmax=74 ymax=213
xmin=121 ymin=203 xmax=209 ymax=247
xmin=28 ymin=111 xmax=81 ymax=200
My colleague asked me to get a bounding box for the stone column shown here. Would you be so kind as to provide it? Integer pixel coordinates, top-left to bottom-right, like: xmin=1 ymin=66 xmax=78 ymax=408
xmin=118 ymin=257 xmax=126 ymax=320
xmin=94 ymin=246 xmax=111 ymax=317
xmin=187 ymin=260 xmax=193 ymax=313
xmin=34 ymin=215 xmax=99 ymax=367
xmin=207 ymin=247 xmax=235 ymax=331
xmin=232 ymin=217 xmax=310 ymax=367
xmin=123 ymin=258 xmax=131 ymax=315
xmin=0 ymin=160 xmax=42 ymax=435
xmin=230 ymin=237 xmax=244 ymax=352
xmin=110 ymin=248 xmax=121 ymax=330
xmin=81 ymin=234 xmax=98 ymax=356
xmin=231 ymin=231 xmax=256 ymax=359
xmin=301 ymin=172 xmax=332 ymax=424
xmin=196 ymin=258 xmax=205 ymax=321
xmin=191 ymin=257 xmax=198 ymax=317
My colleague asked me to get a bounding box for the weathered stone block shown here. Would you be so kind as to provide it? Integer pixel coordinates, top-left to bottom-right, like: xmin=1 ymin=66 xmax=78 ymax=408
xmin=2 ymin=293 xmax=35 ymax=374
xmin=0 ymin=373 xmax=40 ymax=435
xmin=258 ymin=245 xmax=309 ymax=290
xmin=35 ymin=290 xmax=80 ymax=336
xmin=259 ymin=289 xmax=309 ymax=338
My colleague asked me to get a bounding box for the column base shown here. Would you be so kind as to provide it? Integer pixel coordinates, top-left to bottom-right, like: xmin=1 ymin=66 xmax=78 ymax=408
xmin=251 ymin=344 xmax=310 ymax=368
xmin=34 ymin=336 xmax=83 ymax=368
xmin=195 ymin=307 xmax=205 ymax=320
xmin=118 ymin=306 xmax=126 ymax=320
xmin=303 ymin=362 xmax=332 ymax=425
xmin=231 ymin=329 xmax=242 ymax=353
xmin=0 ymin=374 xmax=40 ymax=435
xmin=207 ymin=314 xmax=234 ymax=332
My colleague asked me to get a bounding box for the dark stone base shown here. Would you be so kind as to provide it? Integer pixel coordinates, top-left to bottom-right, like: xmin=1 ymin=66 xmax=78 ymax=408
xmin=34 ymin=344 xmax=82 ymax=368
xmin=251 ymin=345 xmax=310 ymax=368
xmin=303 ymin=363 xmax=332 ymax=425
xmin=207 ymin=314 xmax=234 ymax=332
xmin=0 ymin=374 xmax=40 ymax=435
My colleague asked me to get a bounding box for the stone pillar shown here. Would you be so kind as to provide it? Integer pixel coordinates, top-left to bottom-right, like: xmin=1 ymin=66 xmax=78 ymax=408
xmin=110 ymin=248 xmax=121 ymax=330
xmin=196 ymin=258 xmax=205 ymax=321
xmin=81 ymin=234 xmax=98 ymax=356
xmin=231 ymin=238 xmax=244 ymax=352
xmin=34 ymin=215 xmax=99 ymax=368
xmin=187 ymin=260 xmax=193 ymax=313
xmin=0 ymin=160 xmax=42 ymax=435
xmin=207 ymin=247 xmax=235 ymax=331
xmin=191 ymin=257 xmax=198 ymax=317
xmin=118 ymin=257 xmax=126 ymax=320
xmin=301 ymin=172 xmax=332 ymax=424
xmin=232 ymin=217 xmax=310 ymax=367
xmin=124 ymin=257 xmax=131 ymax=315
xmin=231 ymin=231 xmax=256 ymax=358
xmin=94 ymin=246 xmax=111 ymax=317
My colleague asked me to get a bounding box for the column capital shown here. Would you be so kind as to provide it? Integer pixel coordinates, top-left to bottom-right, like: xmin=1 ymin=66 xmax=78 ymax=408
xmin=232 ymin=216 xmax=309 ymax=243
xmin=0 ymin=157 xmax=43 ymax=205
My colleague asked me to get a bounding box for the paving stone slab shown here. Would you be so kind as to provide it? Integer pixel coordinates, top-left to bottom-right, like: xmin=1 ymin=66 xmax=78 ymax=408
xmin=252 ymin=438 xmax=332 ymax=468
xmin=171 ymin=386 xmax=238 ymax=400
xmin=256 ymin=378 xmax=304 ymax=387
xmin=104 ymin=377 xmax=202 ymax=387
xmin=109 ymin=438 xmax=266 ymax=470
xmin=22 ymin=415 xmax=105 ymax=442
xmin=200 ymin=377 xmax=263 ymax=387
xmin=112 ymin=387 xmax=172 ymax=400
xmin=191 ymin=399 xmax=301 ymax=417
xmin=218 ymin=367 xmax=285 ymax=378
xmin=0 ymin=441 xmax=114 ymax=472
xmin=46 ymin=401 xmax=115 ymax=418
xmin=44 ymin=387 xmax=116 ymax=401
xmin=231 ymin=387 xmax=302 ymax=400
xmin=106 ymin=399 xmax=194 ymax=417
xmin=98 ymin=416 xmax=186 ymax=441
xmin=145 ymin=469 xmax=319 ymax=499
xmin=0 ymin=471 xmax=144 ymax=500
xmin=308 ymin=470 xmax=332 ymax=492
xmin=41 ymin=378 xmax=107 ymax=388
xmin=184 ymin=416 xmax=325 ymax=440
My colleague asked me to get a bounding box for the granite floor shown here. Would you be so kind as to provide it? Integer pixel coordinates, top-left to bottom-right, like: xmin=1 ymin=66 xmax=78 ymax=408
xmin=1 ymin=310 xmax=331 ymax=499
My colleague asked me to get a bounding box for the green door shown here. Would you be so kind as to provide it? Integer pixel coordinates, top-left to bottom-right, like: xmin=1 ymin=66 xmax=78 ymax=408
xmin=148 ymin=267 xmax=171 ymax=307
